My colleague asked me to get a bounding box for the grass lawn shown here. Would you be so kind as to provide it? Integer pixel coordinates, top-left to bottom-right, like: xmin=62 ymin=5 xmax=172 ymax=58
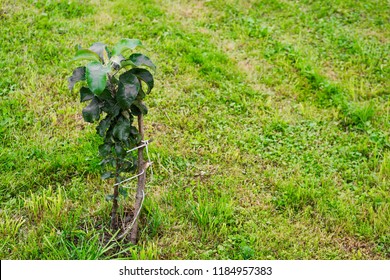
xmin=0 ymin=0 xmax=389 ymax=259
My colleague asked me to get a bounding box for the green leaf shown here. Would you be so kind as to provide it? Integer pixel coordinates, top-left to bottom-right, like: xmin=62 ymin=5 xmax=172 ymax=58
xmin=72 ymin=49 xmax=101 ymax=63
xmin=113 ymin=117 xmax=130 ymax=141
xmin=99 ymin=158 xmax=110 ymax=166
xmin=121 ymin=59 xmax=136 ymax=68
xmin=80 ymin=87 xmax=94 ymax=102
xmin=116 ymin=71 xmax=140 ymax=110
xmin=101 ymin=100 xmax=121 ymax=118
xmin=115 ymin=144 xmax=126 ymax=158
xmin=137 ymin=102 xmax=148 ymax=115
xmin=89 ymin=42 xmax=109 ymax=63
xmin=137 ymin=88 xmax=146 ymax=100
xmin=130 ymin=126 xmax=139 ymax=136
xmin=121 ymin=110 xmax=132 ymax=121
xmin=105 ymin=194 xmax=114 ymax=201
xmin=99 ymin=89 xmax=120 ymax=117
xmin=129 ymin=68 xmax=154 ymax=94
xmin=118 ymin=187 xmax=128 ymax=198
xmin=98 ymin=89 xmax=114 ymax=101
xmin=86 ymin=61 xmax=108 ymax=95
xmin=109 ymin=75 xmax=119 ymax=87
xmin=101 ymin=171 xmax=113 ymax=180
xmin=68 ymin=67 xmax=86 ymax=91
xmin=130 ymin=104 xmax=141 ymax=116
xmin=122 ymin=158 xmax=137 ymax=173
xmin=110 ymin=158 xmax=117 ymax=168
xmin=129 ymin=53 xmax=156 ymax=71
xmin=110 ymin=55 xmax=125 ymax=70
xmin=131 ymin=101 xmax=148 ymax=116
xmin=99 ymin=143 xmax=112 ymax=157
xmin=129 ymin=126 xmax=141 ymax=144
xmin=112 ymin=38 xmax=142 ymax=56
xmin=82 ymin=97 xmax=100 ymax=123
xmin=96 ymin=116 xmax=111 ymax=137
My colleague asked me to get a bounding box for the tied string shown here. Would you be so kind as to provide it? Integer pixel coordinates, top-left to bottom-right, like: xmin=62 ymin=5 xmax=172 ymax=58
xmin=113 ymin=139 xmax=153 ymax=189
xmin=117 ymin=190 xmax=144 ymax=240
xmin=113 ymin=140 xmax=152 ymax=239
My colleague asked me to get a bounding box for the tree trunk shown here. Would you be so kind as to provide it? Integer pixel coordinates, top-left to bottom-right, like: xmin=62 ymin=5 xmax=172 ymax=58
xmin=110 ymin=159 xmax=120 ymax=229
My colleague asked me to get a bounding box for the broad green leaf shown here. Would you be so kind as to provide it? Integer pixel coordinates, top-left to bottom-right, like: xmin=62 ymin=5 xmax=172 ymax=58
xmin=121 ymin=110 xmax=132 ymax=121
xmin=114 ymin=175 xmax=123 ymax=183
xmin=101 ymin=171 xmax=113 ymax=180
xmin=130 ymin=101 xmax=148 ymax=116
xmin=129 ymin=53 xmax=156 ymax=71
xmin=112 ymin=39 xmax=142 ymax=56
xmin=130 ymin=126 xmax=141 ymax=144
xmin=98 ymin=89 xmax=114 ymax=101
xmin=72 ymin=49 xmax=101 ymax=63
xmin=96 ymin=116 xmax=111 ymax=137
xmin=118 ymin=187 xmax=128 ymax=198
xmin=68 ymin=66 xmax=86 ymax=91
xmin=113 ymin=117 xmax=130 ymax=141
xmin=99 ymin=143 xmax=112 ymax=157
xmin=121 ymin=59 xmax=136 ymax=68
xmin=89 ymin=42 xmax=109 ymax=63
xmin=137 ymin=89 xmax=146 ymax=100
xmin=101 ymin=100 xmax=121 ymax=117
xmin=136 ymin=101 xmax=148 ymax=115
xmin=110 ymin=55 xmax=125 ymax=70
xmin=86 ymin=61 xmax=108 ymax=95
xmin=80 ymin=87 xmax=94 ymax=102
xmin=129 ymin=68 xmax=154 ymax=94
xmin=109 ymin=75 xmax=119 ymax=86
xmin=130 ymin=126 xmax=139 ymax=136
xmin=116 ymin=71 xmax=140 ymax=110
xmin=130 ymin=104 xmax=141 ymax=116
xmin=82 ymin=98 xmax=100 ymax=123
xmin=105 ymin=194 xmax=114 ymax=201
xmin=123 ymin=133 xmax=136 ymax=146
xmin=111 ymin=158 xmax=118 ymax=168
xmin=121 ymin=158 xmax=137 ymax=173
xmin=99 ymin=89 xmax=120 ymax=117
xmin=115 ymin=144 xmax=126 ymax=158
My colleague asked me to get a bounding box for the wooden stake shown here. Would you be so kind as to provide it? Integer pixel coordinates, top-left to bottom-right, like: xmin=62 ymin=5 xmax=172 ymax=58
xmin=130 ymin=114 xmax=146 ymax=244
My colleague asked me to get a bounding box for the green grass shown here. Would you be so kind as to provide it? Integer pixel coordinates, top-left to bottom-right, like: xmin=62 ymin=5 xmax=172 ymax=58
xmin=0 ymin=0 xmax=389 ymax=259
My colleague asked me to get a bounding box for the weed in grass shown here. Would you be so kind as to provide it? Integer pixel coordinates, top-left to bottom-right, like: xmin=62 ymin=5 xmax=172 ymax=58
xmin=344 ymin=101 xmax=376 ymax=129
xmin=190 ymin=188 xmax=234 ymax=236
xmin=23 ymin=186 xmax=66 ymax=224
xmin=0 ymin=212 xmax=25 ymax=239
xmin=143 ymin=199 xmax=164 ymax=239
xmin=127 ymin=242 xmax=159 ymax=260
xmin=42 ymin=230 xmax=119 ymax=260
